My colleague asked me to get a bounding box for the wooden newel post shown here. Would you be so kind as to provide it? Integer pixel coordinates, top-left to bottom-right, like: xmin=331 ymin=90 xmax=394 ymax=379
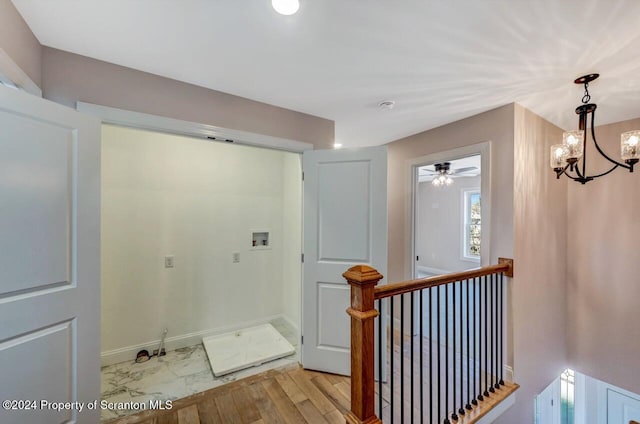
xmin=343 ymin=265 xmax=383 ymax=424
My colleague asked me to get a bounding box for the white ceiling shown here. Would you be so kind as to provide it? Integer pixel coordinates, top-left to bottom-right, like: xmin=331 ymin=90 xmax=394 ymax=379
xmin=13 ymin=0 xmax=640 ymax=147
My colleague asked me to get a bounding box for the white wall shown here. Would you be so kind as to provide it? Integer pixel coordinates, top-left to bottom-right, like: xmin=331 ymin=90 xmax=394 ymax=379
xmin=101 ymin=125 xmax=301 ymax=364
xmin=415 ymin=175 xmax=481 ymax=273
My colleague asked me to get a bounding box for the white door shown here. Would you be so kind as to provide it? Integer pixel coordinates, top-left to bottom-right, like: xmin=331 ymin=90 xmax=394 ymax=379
xmin=0 ymin=86 xmax=101 ymax=424
xmin=302 ymin=146 xmax=387 ymax=375
xmin=536 ymin=377 xmax=561 ymax=424
xmin=608 ymin=389 xmax=640 ymax=424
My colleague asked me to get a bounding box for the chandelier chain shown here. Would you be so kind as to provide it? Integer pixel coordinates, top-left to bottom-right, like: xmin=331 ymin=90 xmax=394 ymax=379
xmin=581 ymin=82 xmax=591 ymax=104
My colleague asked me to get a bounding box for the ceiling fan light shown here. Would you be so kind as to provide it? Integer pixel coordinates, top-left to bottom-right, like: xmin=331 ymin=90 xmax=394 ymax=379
xmin=621 ymin=130 xmax=640 ymax=160
xmin=272 ymin=0 xmax=300 ymax=15
xmin=550 ymin=144 xmax=569 ymax=169
xmin=445 ymin=176 xmax=454 ymax=185
xmin=562 ymin=130 xmax=584 ymax=159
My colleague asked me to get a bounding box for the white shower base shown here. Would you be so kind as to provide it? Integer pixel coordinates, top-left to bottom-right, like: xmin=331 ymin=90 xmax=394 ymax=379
xmin=203 ymin=323 xmax=295 ymax=377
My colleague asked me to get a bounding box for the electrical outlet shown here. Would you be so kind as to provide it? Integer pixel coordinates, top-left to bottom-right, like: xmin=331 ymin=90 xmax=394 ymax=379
xmin=164 ymin=255 xmax=174 ymax=268
xmin=232 ymin=252 xmax=240 ymax=263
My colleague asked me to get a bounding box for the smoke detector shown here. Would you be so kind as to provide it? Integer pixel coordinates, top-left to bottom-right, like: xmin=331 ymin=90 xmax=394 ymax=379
xmin=378 ymin=100 xmax=396 ymax=110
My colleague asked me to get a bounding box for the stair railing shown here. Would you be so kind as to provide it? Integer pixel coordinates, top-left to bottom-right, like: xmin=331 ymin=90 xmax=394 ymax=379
xmin=345 ymin=258 xmax=515 ymax=424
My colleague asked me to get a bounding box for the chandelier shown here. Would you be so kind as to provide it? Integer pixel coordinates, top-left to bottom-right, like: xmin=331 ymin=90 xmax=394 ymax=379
xmin=550 ymin=74 xmax=639 ymax=184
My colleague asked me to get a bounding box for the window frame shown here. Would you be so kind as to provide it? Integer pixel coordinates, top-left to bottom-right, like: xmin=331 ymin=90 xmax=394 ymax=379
xmin=461 ymin=188 xmax=481 ymax=262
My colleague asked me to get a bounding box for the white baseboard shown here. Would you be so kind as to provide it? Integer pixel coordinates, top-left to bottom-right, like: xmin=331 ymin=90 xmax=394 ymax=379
xmin=279 ymin=314 xmax=300 ymax=337
xmin=504 ymin=365 xmax=514 ymax=382
xmin=416 ymin=265 xmax=451 ymax=276
xmin=101 ymin=313 xmax=293 ymax=366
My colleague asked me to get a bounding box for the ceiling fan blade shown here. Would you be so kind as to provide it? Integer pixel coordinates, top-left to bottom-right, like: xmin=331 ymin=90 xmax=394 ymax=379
xmin=450 ymin=166 xmax=478 ymax=175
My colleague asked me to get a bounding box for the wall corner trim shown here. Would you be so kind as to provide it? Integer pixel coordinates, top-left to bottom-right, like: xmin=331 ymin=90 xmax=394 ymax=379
xmin=0 ymin=48 xmax=41 ymax=97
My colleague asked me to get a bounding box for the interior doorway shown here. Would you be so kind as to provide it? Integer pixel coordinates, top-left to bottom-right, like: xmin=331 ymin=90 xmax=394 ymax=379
xmin=407 ymin=143 xmax=491 ymax=336
xmin=413 ymin=154 xmax=482 ymax=278
xmin=99 ymin=124 xmax=303 ymax=421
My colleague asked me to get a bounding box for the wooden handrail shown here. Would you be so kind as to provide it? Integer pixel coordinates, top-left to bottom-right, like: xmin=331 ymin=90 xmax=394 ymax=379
xmin=374 ymin=257 xmax=513 ymax=300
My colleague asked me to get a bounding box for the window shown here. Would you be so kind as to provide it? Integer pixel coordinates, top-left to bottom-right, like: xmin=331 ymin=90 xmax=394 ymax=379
xmin=463 ymin=189 xmax=481 ymax=260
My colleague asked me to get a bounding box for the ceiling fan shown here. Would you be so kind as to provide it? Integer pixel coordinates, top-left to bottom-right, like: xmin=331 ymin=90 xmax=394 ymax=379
xmin=419 ymin=162 xmax=479 ymax=186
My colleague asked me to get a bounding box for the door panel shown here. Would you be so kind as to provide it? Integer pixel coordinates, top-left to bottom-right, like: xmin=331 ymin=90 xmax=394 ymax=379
xmin=0 ymin=86 xmax=100 ymax=424
xmin=0 ymin=111 xmax=74 ymax=294
xmin=302 ymin=146 xmax=387 ymax=375
xmin=608 ymin=389 xmax=640 ymax=424
xmin=317 ymin=160 xmax=371 ymax=261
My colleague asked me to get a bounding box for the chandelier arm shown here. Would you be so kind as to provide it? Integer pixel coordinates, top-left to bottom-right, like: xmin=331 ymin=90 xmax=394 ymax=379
xmin=573 ymin=160 xmax=585 ymax=179
xmin=585 ymin=163 xmax=619 ymax=179
xmin=589 ymin=111 xmax=631 ymax=170
xmin=559 ymin=166 xmax=582 ymax=181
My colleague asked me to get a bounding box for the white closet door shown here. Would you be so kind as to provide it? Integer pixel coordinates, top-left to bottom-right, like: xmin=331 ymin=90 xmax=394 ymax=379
xmin=0 ymin=86 xmax=101 ymax=424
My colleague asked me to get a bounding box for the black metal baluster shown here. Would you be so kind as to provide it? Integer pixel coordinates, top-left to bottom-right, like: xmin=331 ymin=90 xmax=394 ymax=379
xmin=420 ymin=290 xmax=424 ymax=423
xmin=489 ymin=273 xmax=495 ymax=394
xmin=437 ymin=286 xmax=441 ymax=424
xmin=411 ymin=292 xmax=414 ymax=424
xmin=494 ymin=274 xmax=500 ymax=390
xmin=451 ymin=282 xmax=458 ymax=422
xmin=444 ymin=284 xmax=450 ymax=424
xmin=459 ymin=281 xmax=465 ymax=416
xmin=484 ymin=275 xmax=490 ymax=398
xmin=401 ymin=294 xmax=405 ymax=424
xmin=500 ymin=273 xmax=504 ymax=386
xmin=466 ymin=279 xmax=472 ymax=411
xmin=477 ymin=276 xmax=483 ymax=402
xmin=429 ymin=288 xmax=433 ymax=423
xmin=391 ymin=296 xmax=394 ymax=422
xmin=377 ymin=298 xmax=383 ymax=418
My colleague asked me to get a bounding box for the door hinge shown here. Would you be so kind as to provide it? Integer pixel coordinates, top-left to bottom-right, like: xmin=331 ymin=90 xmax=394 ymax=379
xmin=301 ymin=335 xmax=304 ymax=344
xmin=416 ymin=255 xmax=419 ymax=261
xmin=301 ymin=253 xmax=304 ymax=263
xmin=302 ymin=172 xmax=304 ymax=181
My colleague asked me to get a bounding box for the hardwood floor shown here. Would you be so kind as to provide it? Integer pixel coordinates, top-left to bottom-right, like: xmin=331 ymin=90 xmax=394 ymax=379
xmin=106 ymin=330 xmax=517 ymax=424
xmin=105 ymin=363 xmax=350 ymax=424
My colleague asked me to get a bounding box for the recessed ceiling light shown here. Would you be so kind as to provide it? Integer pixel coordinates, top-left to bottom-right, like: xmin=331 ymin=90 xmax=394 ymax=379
xmin=272 ymin=0 xmax=300 ymax=15
xmin=378 ymin=100 xmax=396 ymax=110
xmin=334 ymin=143 xmax=343 ymax=149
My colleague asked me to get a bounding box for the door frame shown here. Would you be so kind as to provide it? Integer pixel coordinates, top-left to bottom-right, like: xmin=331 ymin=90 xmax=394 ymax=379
xmin=77 ymin=102 xmax=314 ymax=153
xmin=406 ymin=142 xmax=491 ymax=333
xmin=405 ymin=142 xmax=492 ymax=280
xmin=79 ymin=102 xmax=309 ymax=362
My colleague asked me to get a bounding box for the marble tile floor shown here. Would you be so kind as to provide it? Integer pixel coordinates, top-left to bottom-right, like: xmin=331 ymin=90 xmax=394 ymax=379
xmin=100 ymin=318 xmax=299 ymax=422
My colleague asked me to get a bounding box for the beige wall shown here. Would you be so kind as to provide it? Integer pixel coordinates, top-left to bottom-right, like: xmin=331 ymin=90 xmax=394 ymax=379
xmin=41 ymin=47 xmax=334 ymax=148
xmin=567 ymin=117 xmax=640 ymax=395
xmin=498 ymin=104 xmax=568 ymax=423
xmin=0 ymin=0 xmax=42 ymax=86
xmin=387 ymin=104 xmax=572 ymax=423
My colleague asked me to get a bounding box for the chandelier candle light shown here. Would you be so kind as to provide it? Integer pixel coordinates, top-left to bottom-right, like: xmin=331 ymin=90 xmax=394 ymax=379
xmin=550 ymin=74 xmax=640 ymax=184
